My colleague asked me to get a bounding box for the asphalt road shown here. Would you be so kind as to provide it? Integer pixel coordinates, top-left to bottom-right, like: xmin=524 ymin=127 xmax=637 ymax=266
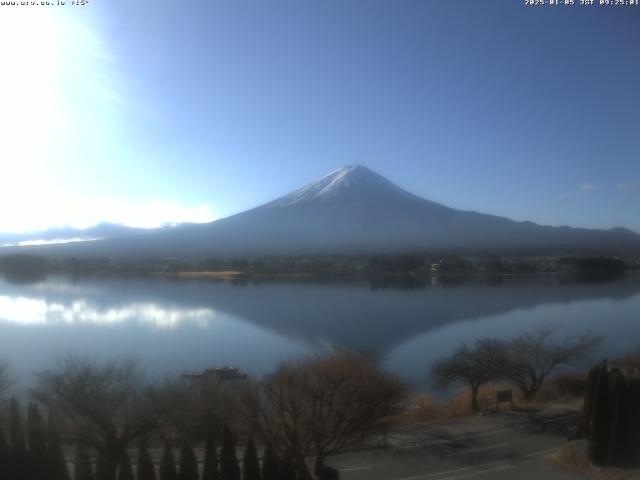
xmin=326 ymin=409 xmax=590 ymax=480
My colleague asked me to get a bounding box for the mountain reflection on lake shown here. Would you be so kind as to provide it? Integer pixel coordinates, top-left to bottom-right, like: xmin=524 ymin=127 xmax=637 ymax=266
xmin=1 ymin=273 xmax=639 ymax=388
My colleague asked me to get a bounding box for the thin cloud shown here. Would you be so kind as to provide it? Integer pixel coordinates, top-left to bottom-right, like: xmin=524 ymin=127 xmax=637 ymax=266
xmin=616 ymin=181 xmax=640 ymax=191
xmin=116 ymin=201 xmax=216 ymax=228
xmin=0 ymin=200 xmax=216 ymax=234
xmin=581 ymin=183 xmax=597 ymax=193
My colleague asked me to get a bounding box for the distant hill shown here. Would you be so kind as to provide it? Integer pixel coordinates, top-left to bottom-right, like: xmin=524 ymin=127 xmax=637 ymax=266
xmin=5 ymin=166 xmax=640 ymax=257
xmin=0 ymin=222 xmax=174 ymax=247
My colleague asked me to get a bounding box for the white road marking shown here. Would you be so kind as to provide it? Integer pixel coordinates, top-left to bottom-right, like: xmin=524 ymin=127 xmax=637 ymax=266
xmin=331 ymin=424 xmax=526 ymax=460
xmin=440 ymin=463 xmax=513 ymax=480
xmin=463 ymin=427 xmax=516 ymax=439
xmin=339 ymin=465 xmax=372 ymax=472
xmin=381 ymin=426 xmax=518 ymax=453
xmin=444 ymin=442 xmax=508 ymax=457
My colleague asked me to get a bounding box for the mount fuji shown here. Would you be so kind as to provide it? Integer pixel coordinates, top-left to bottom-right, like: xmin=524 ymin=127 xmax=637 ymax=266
xmin=9 ymin=165 xmax=640 ymax=257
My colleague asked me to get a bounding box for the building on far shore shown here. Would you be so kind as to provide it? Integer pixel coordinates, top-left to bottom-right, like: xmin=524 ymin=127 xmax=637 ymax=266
xmin=182 ymin=367 xmax=247 ymax=396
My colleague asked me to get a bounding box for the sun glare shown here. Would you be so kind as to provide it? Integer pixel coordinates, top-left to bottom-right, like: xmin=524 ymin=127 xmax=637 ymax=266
xmin=0 ymin=9 xmax=60 ymax=162
xmin=0 ymin=8 xmax=67 ymax=233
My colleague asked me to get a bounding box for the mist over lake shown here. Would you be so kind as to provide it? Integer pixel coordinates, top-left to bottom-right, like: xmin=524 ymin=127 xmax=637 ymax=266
xmin=1 ymin=273 xmax=638 ymax=389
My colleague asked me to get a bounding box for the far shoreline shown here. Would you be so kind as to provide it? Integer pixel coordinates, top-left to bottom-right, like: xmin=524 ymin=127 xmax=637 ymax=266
xmin=152 ymin=270 xmax=319 ymax=280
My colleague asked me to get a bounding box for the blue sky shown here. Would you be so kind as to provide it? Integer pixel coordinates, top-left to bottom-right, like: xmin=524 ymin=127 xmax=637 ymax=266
xmin=0 ymin=0 xmax=638 ymax=232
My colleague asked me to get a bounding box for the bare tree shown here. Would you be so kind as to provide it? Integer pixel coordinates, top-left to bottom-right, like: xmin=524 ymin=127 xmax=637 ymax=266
xmin=431 ymin=339 xmax=508 ymax=413
xmin=503 ymin=329 xmax=600 ymax=401
xmin=33 ymin=354 xmax=172 ymax=480
xmin=613 ymin=348 xmax=640 ymax=373
xmin=241 ymin=350 xmax=405 ymax=478
xmin=150 ymin=379 xmax=203 ymax=437
xmin=151 ymin=374 xmax=240 ymax=444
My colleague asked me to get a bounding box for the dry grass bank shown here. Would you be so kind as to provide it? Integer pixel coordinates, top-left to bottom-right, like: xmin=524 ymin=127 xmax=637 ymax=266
xmin=395 ymin=377 xmax=587 ymax=426
xmin=554 ymin=442 xmax=640 ymax=480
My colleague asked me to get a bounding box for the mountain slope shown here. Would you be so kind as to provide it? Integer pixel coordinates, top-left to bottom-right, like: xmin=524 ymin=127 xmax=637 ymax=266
xmin=8 ymin=165 xmax=640 ymax=257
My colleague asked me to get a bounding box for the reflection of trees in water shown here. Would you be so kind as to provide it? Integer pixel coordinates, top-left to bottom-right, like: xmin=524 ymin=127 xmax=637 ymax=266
xmin=2 ymin=270 xmax=47 ymax=285
xmin=368 ymin=275 xmax=426 ymax=290
xmin=558 ymin=271 xmax=626 ymax=284
xmin=185 ymin=274 xmax=640 ymax=355
xmin=196 ymin=273 xmax=504 ymax=290
xmin=1 ymin=273 xmax=639 ymax=357
xmin=0 ymin=254 xmax=48 ymax=284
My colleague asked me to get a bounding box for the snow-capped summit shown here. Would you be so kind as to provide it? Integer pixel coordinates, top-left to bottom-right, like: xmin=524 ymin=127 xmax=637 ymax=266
xmin=264 ymin=164 xmax=419 ymax=209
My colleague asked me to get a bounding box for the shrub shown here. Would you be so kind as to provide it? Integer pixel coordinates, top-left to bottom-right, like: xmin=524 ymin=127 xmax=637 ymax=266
xmin=74 ymin=444 xmax=95 ymax=480
xmin=159 ymin=444 xmax=178 ymax=480
xmin=137 ymin=439 xmax=157 ymax=480
xmin=48 ymin=414 xmax=71 ymax=480
xmin=261 ymin=445 xmax=279 ymax=480
xmin=178 ymin=438 xmax=198 ymax=480
xmin=117 ymin=452 xmax=134 ymax=480
xmin=220 ymin=425 xmax=240 ymax=480
xmin=201 ymin=427 xmax=218 ymax=480
xmin=242 ymin=438 xmax=260 ymax=480
xmin=10 ymin=399 xmax=30 ymax=480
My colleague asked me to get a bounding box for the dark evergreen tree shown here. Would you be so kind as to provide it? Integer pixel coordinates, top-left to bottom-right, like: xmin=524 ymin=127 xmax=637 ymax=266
xmin=159 ymin=444 xmax=178 ymax=480
xmin=261 ymin=446 xmax=279 ymax=480
xmin=201 ymin=428 xmax=218 ymax=480
xmin=95 ymin=454 xmax=110 ymax=480
xmin=73 ymin=444 xmax=94 ymax=480
xmin=582 ymin=361 xmax=640 ymax=467
xmin=220 ymin=426 xmax=240 ymax=480
xmin=47 ymin=414 xmax=71 ymax=480
xmin=242 ymin=439 xmax=260 ymax=480
xmin=587 ymin=362 xmax=611 ymax=465
xmin=27 ymin=403 xmax=49 ymax=480
xmin=278 ymin=457 xmax=296 ymax=480
xmin=579 ymin=364 xmax=599 ymax=437
xmin=178 ymin=438 xmax=198 ymax=480
xmin=0 ymin=426 xmax=13 ymax=480
xmin=627 ymin=376 xmax=640 ymax=466
xmin=117 ymin=451 xmax=134 ymax=480
xmin=137 ymin=439 xmax=157 ymax=480
xmin=607 ymin=369 xmax=627 ymax=465
xmin=9 ymin=399 xmax=30 ymax=480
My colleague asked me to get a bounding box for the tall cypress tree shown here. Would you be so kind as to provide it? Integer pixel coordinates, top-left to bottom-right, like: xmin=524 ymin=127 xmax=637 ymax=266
xmin=243 ymin=439 xmax=260 ymax=480
xmin=178 ymin=438 xmax=198 ymax=480
xmin=117 ymin=451 xmax=134 ymax=480
xmin=580 ymin=364 xmax=599 ymax=437
xmin=9 ymin=399 xmax=30 ymax=480
xmin=220 ymin=426 xmax=240 ymax=480
xmin=0 ymin=425 xmax=13 ymax=480
xmin=201 ymin=428 xmax=218 ymax=480
xmin=95 ymin=454 xmax=110 ymax=480
xmin=588 ymin=363 xmax=611 ymax=465
xmin=159 ymin=444 xmax=178 ymax=480
xmin=607 ymin=369 xmax=628 ymax=466
xmin=278 ymin=457 xmax=296 ymax=480
xmin=47 ymin=414 xmax=71 ymax=480
xmin=137 ymin=439 xmax=157 ymax=480
xmin=73 ymin=444 xmax=94 ymax=480
xmin=27 ymin=403 xmax=49 ymax=480
xmin=261 ymin=445 xmax=279 ymax=480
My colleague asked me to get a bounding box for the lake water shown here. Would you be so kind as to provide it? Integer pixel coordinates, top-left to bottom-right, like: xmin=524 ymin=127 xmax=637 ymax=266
xmin=1 ymin=273 xmax=639 ymax=389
